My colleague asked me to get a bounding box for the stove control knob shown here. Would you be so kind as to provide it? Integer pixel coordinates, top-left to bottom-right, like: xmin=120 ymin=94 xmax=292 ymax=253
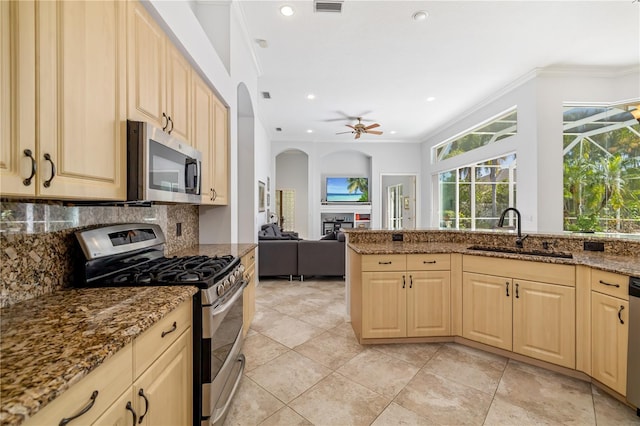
xmin=229 ymin=274 xmax=236 ymax=285
xmin=216 ymin=284 xmax=224 ymax=296
xmin=238 ymin=264 xmax=246 ymax=274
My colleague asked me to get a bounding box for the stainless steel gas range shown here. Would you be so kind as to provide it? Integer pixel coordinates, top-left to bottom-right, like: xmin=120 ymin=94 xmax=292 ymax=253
xmin=75 ymin=223 xmax=246 ymax=426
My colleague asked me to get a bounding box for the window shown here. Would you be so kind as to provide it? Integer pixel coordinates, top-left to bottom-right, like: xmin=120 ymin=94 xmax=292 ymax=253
xmin=434 ymin=109 xmax=517 ymax=162
xmin=439 ymin=155 xmax=517 ymax=229
xmin=563 ymin=103 xmax=640 ymax=233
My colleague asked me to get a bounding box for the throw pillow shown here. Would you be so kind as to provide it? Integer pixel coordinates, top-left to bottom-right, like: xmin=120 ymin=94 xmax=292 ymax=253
xmin=321 ymin=231 xmax=336 ymax=240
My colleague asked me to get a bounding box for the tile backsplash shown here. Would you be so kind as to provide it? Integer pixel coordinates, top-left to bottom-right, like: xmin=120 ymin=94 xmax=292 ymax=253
xmin=0 ymin=202 xmax=198 ymax=307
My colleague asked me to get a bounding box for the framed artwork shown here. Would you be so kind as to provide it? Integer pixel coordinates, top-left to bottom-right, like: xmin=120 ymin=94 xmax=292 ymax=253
xmin=258 ymin=181 xmax=266 ymax=212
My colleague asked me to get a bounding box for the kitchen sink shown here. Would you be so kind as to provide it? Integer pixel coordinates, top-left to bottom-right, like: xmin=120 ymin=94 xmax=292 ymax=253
xmin=467 ymin=245 xmax=573 ymax=259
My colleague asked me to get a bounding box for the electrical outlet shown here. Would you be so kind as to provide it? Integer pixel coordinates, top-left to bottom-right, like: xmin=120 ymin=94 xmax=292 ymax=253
xmin=176 ymin=222 xmax=182 ymax=237
xmin=583 ymin=241 xmax=604 ymax=251
xmin=392 ymin=233 xmax=403 ymax=242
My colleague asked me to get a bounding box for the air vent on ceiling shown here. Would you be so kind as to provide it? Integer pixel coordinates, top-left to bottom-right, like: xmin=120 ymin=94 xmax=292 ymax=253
xmin=261 ymin=91 xmax=271 ymax=99
xmin=314 ymin=0 xmax=343 ymax=13
xmin=276 ymin=127 xmax=282 ymax=132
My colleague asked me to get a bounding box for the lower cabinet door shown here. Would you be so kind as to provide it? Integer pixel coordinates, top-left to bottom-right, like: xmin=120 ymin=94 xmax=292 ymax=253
xmin=362 ymin=271 xmax=406 ymax=338
xmin=592 ymin=291 xmax=628 ymax=395
xmin=134 ymin=330 xmax=192 ymax=426
xmin=407 ymin=271 xmax=450 ymax=337
xmin=512 ymin=280 xmax=575 ymax=368
xmin=462 ymin=272 xmax=512 ymax=350
xmin=92 ymin=388 xmax=136 ymax=426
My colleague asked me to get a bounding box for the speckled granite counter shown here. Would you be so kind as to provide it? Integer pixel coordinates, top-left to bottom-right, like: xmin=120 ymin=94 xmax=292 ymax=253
xmin=347 ymin=241 xmax=640 ymax=276
xmin=0 ymin=285 xmax=197 ymax=426
xmin=172 ymin=243 xmax=257 ymax=259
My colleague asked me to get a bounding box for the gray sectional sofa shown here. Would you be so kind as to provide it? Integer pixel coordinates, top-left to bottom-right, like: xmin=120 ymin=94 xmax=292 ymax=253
xmin=258 ymin=225 xmax=345 ymax=280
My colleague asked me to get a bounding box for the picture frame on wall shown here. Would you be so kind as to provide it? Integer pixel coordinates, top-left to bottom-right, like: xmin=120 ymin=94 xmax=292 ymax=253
xmin=258 ymin=181 xmax=266 ymax=212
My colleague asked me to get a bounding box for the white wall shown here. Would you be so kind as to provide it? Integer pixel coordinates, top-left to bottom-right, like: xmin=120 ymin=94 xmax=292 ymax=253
xmin=421 ymin=67 xmax=640 ymax=233
xmin=272 ymin=141 xmax=422 ymax=238
xmin=148 ymin=0 xmax=272 ymax=243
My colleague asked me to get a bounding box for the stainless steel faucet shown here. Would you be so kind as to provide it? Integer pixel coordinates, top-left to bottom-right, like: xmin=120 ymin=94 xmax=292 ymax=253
xmin=497 ymin=207 xmax=528 ymax=248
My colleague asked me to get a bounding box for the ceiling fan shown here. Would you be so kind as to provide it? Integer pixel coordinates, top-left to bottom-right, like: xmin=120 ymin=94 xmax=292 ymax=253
xmin=336 ymin=117 xmax=383 ymax=140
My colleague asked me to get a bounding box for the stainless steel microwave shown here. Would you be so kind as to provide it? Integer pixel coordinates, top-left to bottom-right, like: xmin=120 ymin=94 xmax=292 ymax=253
xmin=127 ymin=120 xmax=202 ymax=204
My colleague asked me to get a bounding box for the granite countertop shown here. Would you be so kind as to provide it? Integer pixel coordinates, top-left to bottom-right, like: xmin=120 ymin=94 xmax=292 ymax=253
xmin=348 ymin=241 xmax=640 ymax=276
xmin=0 ymin=285 xmax=197 ymax=426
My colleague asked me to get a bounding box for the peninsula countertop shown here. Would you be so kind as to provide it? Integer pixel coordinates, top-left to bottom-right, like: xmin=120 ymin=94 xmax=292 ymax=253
xmin=347 ymin=241 xmax=640 ymax=277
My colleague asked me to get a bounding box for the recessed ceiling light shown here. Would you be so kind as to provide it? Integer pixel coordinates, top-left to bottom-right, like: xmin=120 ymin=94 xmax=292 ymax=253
xmin=412 ymin=11 xmax=428 ymax=21
xmin=255 ymin=39 xmax=268 ymax=48
xmin=307 ymin=94 xmax=316 ymax=100
xmin=280 ymin=5 xmax=294 ymax=16
xmin=306 ymin=129 xmax=313 ymax=133
xmin=390 ymin=130 xmax=397 ymax=135
xmin=426 ymin=96 xmax=436 ymax=102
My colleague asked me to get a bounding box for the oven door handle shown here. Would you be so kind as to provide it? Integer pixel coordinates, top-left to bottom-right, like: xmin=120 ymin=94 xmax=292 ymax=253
xmin=212 ymin=355 xmax=245 ymax=425
xmin=211 ymin=280 xmax=248 ymax=316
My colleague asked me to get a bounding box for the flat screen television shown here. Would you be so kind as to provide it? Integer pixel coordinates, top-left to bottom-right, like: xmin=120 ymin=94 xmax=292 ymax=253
xmin=326 ymin=177 xmax=369 ymax=202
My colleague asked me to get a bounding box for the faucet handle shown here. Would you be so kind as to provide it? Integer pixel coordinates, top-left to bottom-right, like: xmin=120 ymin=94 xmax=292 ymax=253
xmin=516 ymin=234 xmax=529 ymax=248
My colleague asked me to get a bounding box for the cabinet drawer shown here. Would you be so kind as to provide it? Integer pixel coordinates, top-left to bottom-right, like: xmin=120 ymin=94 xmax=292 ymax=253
xmin=362 ymin=254 xmax=406 ymax=271
xmin=242 ymin=249 xmax=256 ymax=269
xmin=23 ymin=344 xmax=132 ymax=426
xmin=133 ymin=300 xmax=191 ymax=378
xmin=407 ymin=253 xmax=450 ymax=270
xmin=591 ymin=269 xmax=629 ymax=300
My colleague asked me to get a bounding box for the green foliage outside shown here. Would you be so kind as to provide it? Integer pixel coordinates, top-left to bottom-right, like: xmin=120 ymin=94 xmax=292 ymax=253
xmin=563 ymin=114 xmax=640 ymax=233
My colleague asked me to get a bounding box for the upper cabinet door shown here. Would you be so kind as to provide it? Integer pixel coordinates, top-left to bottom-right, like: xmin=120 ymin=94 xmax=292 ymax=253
xmin=127 ymin=1 xmax=166 ymax=128
xmin=0 ymin=0 xmax=36 ymax=197
xmin=212 ymin=97 xmax=228 ymax=205
xmin=192 ymin=72 xmax=214 ymax=205
xmin=37 ymin=0 xmax=126 ymax=200
xmin=165 ymin=43 xmax=191 ymax=143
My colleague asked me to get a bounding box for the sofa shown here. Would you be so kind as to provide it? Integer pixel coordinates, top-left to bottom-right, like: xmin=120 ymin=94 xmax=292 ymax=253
xmin=258 ymin=225 xmax=345 ymax=280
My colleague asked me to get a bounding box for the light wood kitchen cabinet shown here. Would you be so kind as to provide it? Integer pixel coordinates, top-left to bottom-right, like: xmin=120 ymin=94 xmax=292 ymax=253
xmin=22 ymin=345 xmax=133 ymax=426
xmin=591 ymin=274 xmax=629 ymax=395
xmin=362 ymin=271 xmax=407 ymax=338
xmin=133 ymin=331 xmax=192 ymax=426
xmin=212 ymin=97 xmax=229 ymax=205
xmin=462 ymin=256 xmax=576 ymax=369
xmin=23 ymin=300 xmax=192 ymax=426
xmin=0 ymin=0 xmax=36 ymax=197
xmin=92 ymin=388 xmax=136 ymax=426
xmin=192 ymin=72 xmax=215 ymax=204
xmin=356 ymin=253 xmax=451 ymax=340
xmin=462 ymin=272 xmax=512 ymax=351
xmin=127 ymin=1 xmax=191 ymax=143
xmin=2 ymin=0 xmax=127 ymax=200
xmin=192 ymin=72 xmax=229 ymax=205
xmin=242 ymin=248 xmax=257 ymax=336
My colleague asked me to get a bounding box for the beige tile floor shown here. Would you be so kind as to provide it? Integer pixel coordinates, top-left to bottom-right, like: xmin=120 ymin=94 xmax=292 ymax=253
xmin=225 ymin=278 xmax=640 ymax=426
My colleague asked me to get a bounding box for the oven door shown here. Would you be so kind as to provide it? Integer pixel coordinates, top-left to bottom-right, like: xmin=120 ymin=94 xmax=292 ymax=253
xmin=201 ymin=280 xmax=247 ymax=424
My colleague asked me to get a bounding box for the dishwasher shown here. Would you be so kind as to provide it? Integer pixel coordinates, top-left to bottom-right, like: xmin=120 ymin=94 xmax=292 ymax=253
xmin=628 ymin=276 xmax=640 ymax=417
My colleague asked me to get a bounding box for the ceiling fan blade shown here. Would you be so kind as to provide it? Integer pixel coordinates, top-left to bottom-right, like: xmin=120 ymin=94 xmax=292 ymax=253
xmin=355 ymin=132 xmax=361 ymax=140
xmin=336 ymin=131 xmax=353 ymax=134
xmin=346 ymin=124 xmax=356 ymax=130
xmin=366 ymin=130 xmax=383 ymax=135
xmin=364 ymin=123 xmax=380 ymax=130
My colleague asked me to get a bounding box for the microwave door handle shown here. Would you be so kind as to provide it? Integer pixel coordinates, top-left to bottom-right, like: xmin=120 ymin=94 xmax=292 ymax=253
xmin=196 ymin=159 xmax=202 ymax=195
xmin=184 ymin=158 xmax=197 ymax=193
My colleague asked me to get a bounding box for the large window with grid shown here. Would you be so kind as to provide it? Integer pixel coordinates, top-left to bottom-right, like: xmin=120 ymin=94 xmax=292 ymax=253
xmin=439 ymin=155 xmax=517 ymax=229
xmin=563 ymin=103 xmax=640 ymax=233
